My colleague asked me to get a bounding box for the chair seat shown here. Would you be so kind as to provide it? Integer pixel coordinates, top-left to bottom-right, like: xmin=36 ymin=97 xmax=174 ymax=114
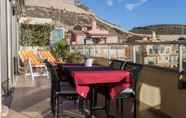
xmin=118 ymin=88 xmax=135 ymax=98
xmin=57 ymin=82 xmax=77 ymax=95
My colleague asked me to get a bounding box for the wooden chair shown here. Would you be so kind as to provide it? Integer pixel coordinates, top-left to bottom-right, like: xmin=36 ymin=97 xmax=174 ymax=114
xmin=116 ymin=62 xmax=143 ymax=118
xmin=44 ymin=60 xmax=80 ymax=118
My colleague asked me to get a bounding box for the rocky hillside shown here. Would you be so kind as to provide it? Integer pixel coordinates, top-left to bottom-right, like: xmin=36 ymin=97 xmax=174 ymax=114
xmin=21 ymin=4 xmax=139 ymax=42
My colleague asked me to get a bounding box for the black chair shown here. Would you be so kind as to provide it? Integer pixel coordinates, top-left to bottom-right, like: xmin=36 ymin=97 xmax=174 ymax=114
xmin=116 ymin=62 xmax=143 ymax=118
xmin=44 ymin=60 xmax=79 ymax=118
xmin=110 ymin=59 xmax=126 ymax=70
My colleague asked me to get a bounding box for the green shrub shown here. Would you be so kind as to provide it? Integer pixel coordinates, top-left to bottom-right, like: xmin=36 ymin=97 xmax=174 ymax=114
xmin=67 ymin=52 xmax=84 ymax=63
xmin=50 ymin=39 xmax=84 ymax=63
xmin=20 ymin=24 xmax=54 ymax=46
xmin=50 ymin=39 xmax=70 ymax=60
xmin=77 ymin=4 xmax=89 ymax=11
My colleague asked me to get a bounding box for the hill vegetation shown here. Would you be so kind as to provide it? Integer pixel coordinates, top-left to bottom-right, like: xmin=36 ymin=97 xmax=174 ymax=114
xmin=131 ymin=24 xmax=186 ymax=35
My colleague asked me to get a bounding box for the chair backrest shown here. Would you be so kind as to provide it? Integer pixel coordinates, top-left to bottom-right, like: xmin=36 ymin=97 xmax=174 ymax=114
xmin=110 ymin=59 xmax=126 ymax=70
xmin=124 ymin=62 xmax=143 ymax=81
xmin=44 ymin=60 xmax=60 ymax=91
xmin=39 ymin=50 xmax=57 ymax=64
xmin=19 ymin=50 xmax=42 ymax=65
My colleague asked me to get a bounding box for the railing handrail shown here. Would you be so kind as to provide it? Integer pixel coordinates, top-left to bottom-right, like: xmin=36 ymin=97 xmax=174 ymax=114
xmin=70 ymin=40 xmax=186 ymax=46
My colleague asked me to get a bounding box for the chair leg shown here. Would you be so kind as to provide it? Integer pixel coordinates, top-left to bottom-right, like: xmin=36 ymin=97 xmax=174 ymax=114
xmin=120 ymin=98 xmax=124 ymax=118
xmin=51 ymin=96 xmax=54 ymax=114
xmin=51 ymin=89 xmax=56 ymax=114
xmin=134 ymin=97 xmax=137 ymax=118
xmin=79 ymin=97 xmax=84 ymax=112
xmin=56 ymin=96 xmax=63 ymax=118
xmin=93 ymin=89 xmax=97 ymax=107
xmin=53 ymin=96 xmax=57 ymax=118
xmin=116 ymin=98 xmax=119 ymax=111
xmin=28 ymin=59 xmax=35 ymax=80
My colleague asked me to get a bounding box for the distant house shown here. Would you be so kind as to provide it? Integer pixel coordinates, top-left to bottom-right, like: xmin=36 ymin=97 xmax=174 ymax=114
xmin=71 ymin=20 xmax=118 ymax=44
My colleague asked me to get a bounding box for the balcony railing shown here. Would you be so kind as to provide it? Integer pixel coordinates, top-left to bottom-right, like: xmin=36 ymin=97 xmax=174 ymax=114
xmin=70 ymin=40 xmax=186 ymax=73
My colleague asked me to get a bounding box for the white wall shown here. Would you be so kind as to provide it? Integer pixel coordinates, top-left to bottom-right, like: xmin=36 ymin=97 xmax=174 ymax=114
xmin=0 ymin=0 xmax=8 ymax=115
xmin=0 ymin=0 xmax=18 ymax=115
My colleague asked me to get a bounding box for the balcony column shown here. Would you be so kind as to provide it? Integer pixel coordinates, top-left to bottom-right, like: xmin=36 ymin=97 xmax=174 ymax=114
xmin=0 ymin=0 xmax=8 ymax=115
xmin=133 ymin=45 xmax=137 ymax=63
xmin=7 ymin=0 xmax=14 ymax=89
xmin=179 ymin=44 xmax=183 ymax=72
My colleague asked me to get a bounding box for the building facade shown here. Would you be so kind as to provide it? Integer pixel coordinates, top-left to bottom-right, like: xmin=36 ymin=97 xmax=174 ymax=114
xmin=71 ymin=20 xmax=119 ymax=45
xmin=25 ymin=0 xmax=76 ymax=8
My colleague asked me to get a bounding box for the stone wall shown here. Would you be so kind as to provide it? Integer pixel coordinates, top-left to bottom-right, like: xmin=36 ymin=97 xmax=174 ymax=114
xmin=25 ymin=0 xmax=75 ymax=8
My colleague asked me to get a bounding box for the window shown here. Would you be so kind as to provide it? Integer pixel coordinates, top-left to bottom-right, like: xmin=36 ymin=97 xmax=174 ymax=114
xmin=149 ymin=48 xmax=153 ymax=54
xmin=160 ymin=47 xmax=165 ymax=54
xmin=166 ymin=48 xmax=170 ymax=53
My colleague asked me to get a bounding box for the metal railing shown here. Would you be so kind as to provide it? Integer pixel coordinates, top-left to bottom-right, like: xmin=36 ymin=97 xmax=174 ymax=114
xmin=70 ymin=41 xmax=186 ymax=73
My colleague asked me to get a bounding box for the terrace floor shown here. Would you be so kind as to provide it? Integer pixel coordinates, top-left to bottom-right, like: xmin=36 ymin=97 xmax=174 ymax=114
xmin=3 ymin=75 xmax=172 ymax=118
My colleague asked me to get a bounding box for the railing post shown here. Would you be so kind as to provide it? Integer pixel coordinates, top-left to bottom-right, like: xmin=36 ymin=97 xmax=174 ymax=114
xmin=133 ymin=45 xmax=137 ymax=63
xmin=69 ymin=45 xmax=72 ymax=53
xmin=108 ymin=45 xmax=111 ymax=62
xmin=116 ymin=46 xmax=119 ymax=59
xmin=179 ymin=44 xmax=183 ymax=72
xmin=93 ymin=46 xmax=96 ymax=57
xmin=83 ymin=45 xmax=85 ymax=56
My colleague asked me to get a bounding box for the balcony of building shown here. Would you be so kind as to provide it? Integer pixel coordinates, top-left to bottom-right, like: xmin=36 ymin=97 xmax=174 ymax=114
xmin=1 ymin=0 xmax=186 ymax=118
xmin=1 ymin=41 xmax=186 ymax=118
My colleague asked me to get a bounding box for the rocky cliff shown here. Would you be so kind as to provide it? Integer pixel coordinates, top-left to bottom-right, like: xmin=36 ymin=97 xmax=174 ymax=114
xmin=20 ymin=3 xmax=141 ymax=42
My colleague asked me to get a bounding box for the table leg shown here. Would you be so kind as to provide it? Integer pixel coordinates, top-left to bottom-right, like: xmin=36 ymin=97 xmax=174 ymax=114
xmin=89 ymin=86 xmax=95 ymax=118
xmin=105 ymin=92 xmax=110 ymax=114
xmin=105 ymin=87 xmax=114 ymax=118
xmin=93 ymin=88 xmax=97 ymax=107
xmin=79 ymin=97 xmax=84 ymax=112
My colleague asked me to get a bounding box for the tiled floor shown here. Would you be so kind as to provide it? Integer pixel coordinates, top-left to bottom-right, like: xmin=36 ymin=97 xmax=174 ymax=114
xmin=3 ymin=76 xmax=172 ymax=118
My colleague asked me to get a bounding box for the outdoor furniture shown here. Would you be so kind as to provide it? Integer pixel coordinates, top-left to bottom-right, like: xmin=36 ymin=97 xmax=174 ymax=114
xmin=71 ymin=70 xmax=131 ymax=118
xmin=58 ymin=64 xmax=113 ymax=112
xmin=38 ymin=49 xmax=60 ymax=64
xmin=19 ymin=50 xmax=49 ymax=80
xmin=110 ymin=59 xmax=127 ymax=70
xmin=44 ymin=60 xmax=79 ymax=118
xmin=116 ymin=62 xmax=143 ymax=118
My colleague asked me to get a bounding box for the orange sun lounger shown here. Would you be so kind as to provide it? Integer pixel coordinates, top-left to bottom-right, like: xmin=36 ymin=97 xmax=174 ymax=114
xmin=19 ymin=50 xmax=49 ymax=80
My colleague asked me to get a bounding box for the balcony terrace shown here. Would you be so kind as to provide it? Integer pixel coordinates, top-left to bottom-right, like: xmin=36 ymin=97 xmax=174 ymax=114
xmin=1 ymin=0 xmax=186 ymax=118
xmin=3 ymin=69 xmax=173 ymax=118
xmin=2 ymin=41 xmax=186 ymax=118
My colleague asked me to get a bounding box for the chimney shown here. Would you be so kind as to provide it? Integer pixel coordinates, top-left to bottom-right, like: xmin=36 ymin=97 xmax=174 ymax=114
xmin=92 ymin=20 xmax=97 ymax=31
xmin=152 ymin=31 xmax=157 ymax=40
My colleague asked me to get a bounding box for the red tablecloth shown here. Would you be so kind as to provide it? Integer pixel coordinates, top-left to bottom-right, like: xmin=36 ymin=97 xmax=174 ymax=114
xmin=72 ymin=70 xmax=131 ymax=98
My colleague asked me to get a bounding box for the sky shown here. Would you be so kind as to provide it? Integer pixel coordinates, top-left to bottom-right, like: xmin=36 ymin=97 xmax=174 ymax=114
xmin=80 ymin=0 xmax=186 ymax=30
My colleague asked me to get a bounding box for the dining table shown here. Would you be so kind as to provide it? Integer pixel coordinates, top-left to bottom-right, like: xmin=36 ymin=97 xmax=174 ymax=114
xmin=58 ymin=64 xmax=132 ymax=118
xmin=73 ymin=70 xmax=132 ymax=118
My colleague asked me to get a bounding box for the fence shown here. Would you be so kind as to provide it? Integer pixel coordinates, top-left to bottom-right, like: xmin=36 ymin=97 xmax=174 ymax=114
xmin=70 ymin=41 xmax=186 ymax=72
